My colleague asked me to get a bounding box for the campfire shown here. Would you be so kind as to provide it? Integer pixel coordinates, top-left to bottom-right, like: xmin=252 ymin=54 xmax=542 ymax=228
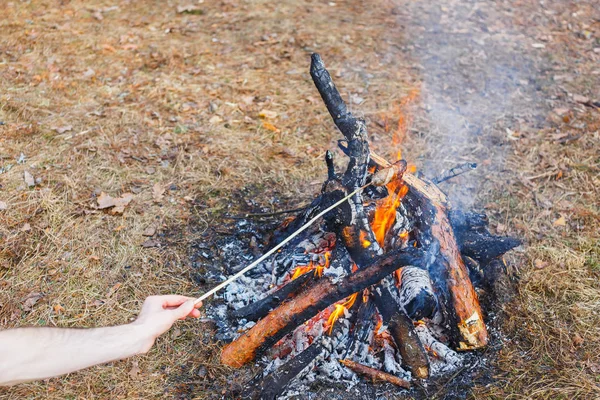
xmin=209 ymin=54 xmax=520 ymax=399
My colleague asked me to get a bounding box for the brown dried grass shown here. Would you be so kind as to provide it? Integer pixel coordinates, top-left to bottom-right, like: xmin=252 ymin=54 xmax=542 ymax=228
xmin=1 ymin=0 xmax=599 ymax=399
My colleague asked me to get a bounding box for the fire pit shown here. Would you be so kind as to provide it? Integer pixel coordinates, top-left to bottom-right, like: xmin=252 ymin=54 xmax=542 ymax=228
xmin=207 ymin=54 xmax=520 ymax=399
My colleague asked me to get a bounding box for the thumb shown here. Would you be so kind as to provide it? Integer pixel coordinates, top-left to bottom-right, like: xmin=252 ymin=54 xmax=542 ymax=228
xmin=171 ymin=300 xmax=195 ymax=320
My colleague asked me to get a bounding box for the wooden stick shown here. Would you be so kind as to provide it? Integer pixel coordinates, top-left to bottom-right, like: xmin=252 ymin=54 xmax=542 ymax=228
xmin=193 ymin=185 xmax=366 ymax=305
xmin=339 ymin=359 xmax=411 ymax=389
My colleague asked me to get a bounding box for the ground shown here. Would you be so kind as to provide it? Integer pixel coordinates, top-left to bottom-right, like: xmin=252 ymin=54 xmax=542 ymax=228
xmin=0 ymin=0 xmax=598 ymax=399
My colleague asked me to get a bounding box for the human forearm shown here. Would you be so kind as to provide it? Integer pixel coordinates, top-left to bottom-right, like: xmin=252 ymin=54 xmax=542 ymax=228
xmin=0 ymin=323 xmax=150 ymax=386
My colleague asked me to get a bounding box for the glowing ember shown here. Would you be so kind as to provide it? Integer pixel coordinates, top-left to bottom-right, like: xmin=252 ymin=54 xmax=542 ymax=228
xmin=326 ymin=293 xmax=358 ymax=334
xmin=360 ymin=231 xmax=372 ymax=248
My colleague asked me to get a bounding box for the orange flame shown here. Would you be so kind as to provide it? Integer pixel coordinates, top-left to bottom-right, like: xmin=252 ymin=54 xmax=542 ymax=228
xmin=291 ymin=263 xmax=314 ymax=280
xmin=290 ymin=251 xmax=332 ymax=280
xmin=371 ymin=183 xmax=409 ymax=247
xmin=327 ymin=293 xmax=358 ymax=334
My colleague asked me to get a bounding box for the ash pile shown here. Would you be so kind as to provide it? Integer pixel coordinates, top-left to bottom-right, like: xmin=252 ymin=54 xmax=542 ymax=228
xmin=205 ymin=54 xmax=521 ymax=400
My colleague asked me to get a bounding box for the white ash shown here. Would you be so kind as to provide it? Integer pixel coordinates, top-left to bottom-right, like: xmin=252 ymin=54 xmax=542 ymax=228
xmin=415 ymin=323 xmax=463 ymax=376
xmin=322 ymin=265 xmax=347 ymax=283
xmin=222 ymin=273 xmax=270 ymax=310
xmin=384 ymin=342 xmax=411 ymax=381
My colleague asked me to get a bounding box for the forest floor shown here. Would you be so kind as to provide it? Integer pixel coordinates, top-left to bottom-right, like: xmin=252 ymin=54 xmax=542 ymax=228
xmin=1 ymin=0 xmax=598 ymax=399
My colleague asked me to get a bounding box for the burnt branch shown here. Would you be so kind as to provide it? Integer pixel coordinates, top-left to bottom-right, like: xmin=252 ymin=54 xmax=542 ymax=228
xmin=220 ymin=248 xmax=424 ymax=368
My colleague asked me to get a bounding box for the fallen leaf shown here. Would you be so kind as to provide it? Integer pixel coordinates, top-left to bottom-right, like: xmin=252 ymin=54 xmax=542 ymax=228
xmin=262 ymin=121 xmax=280 ymax=133
xmin=128 ymin=361 xmax=141 ymax=380
xmin=258 ymin=109 xmax=278 ymax=119
xmin=171 ymin=327 xmax=182 ymax=339
xmin=22 ymin=223 xmax=31 ymax=232
xmin=22 ymin=292 xmax=44 ymax=312
xmin=97 ymin=192 xmax=134 ymax=215
xmin=24 ymin=171 xmax=35 ymax=187
xmin=92 ymin=299 xmax=105 ymax=307
xmin=153 ymin=183 xmax=165 ymax=203
xmin=553 ymin=108 xmax=570 ymax=116
xmin=97 ymin=192 xmax=117 ymax=209
xmin=0 ymin=201 xmax=7 ymax=210
xmin=114 ymin=225 xmax=126 ymax=232
xmin=553 ymin=216 xmax=567 ymax=227
xmin=572 ymin=333 xmax=584 ymax=347
xmin=142 ymin=226 xmax=156 ymax=237
xmin=53 ymin=304 xmax=65 ymax=314
xmin=534 ymin=259 xmax=548 ymax=269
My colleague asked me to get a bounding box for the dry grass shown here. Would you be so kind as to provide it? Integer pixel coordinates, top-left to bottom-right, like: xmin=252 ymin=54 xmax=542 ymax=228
xmin=1 ymin=0 xmax=599 ymax=399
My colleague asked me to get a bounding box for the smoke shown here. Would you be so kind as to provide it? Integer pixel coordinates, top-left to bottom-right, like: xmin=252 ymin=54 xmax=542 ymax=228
xmin=392 ymin=0 xmax=543 ymax=208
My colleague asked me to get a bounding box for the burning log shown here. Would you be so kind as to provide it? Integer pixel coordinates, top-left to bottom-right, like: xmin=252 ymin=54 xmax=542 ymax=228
xmin=232 ymin=272 xmax=315 ymax=322
xmin=339 ymin=359 xmax=411 ymax=389
xmin=220 ymin=248 xmax=424 ymax=368
xmin=370 ymin=151 xmax=489 ymax=350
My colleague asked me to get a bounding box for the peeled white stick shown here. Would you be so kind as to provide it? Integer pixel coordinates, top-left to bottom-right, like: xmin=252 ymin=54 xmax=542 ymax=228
xmin=193 ymin=185 xmax=367 ymax=305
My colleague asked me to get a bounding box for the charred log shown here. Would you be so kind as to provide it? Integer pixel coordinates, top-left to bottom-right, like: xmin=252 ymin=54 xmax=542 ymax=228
xmin=220 ymin=248 xmax=424 ymax=368
xmin=344 ymin=296 xmax=377 ymax=360
xmin=458 ymin=231 xmax=521 ymax=266
xmin=398 ymin=266 xmax=437 ymax=320
xmin=311 ymin=55 xmax=430 ymax=378
xmin=372 ymin=281 xmax=430 ymax=379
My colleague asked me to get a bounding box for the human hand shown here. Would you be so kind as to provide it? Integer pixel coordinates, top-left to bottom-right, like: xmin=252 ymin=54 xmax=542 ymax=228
xmin=132 ymin=295 xmax=202 ymax=353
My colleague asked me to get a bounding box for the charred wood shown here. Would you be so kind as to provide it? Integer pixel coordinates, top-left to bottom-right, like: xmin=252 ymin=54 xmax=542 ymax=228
xmin=372 ymin=281 xmax=430 ymax=379
xmin=220 ymin=248 xmax=424 ymax=368
xmin=398 ymin=266 xmax=437 ymax=320
xmin=458 ymin=231 xmax=521 ymax=266
xmin=369 ymin=150 xmax=489 ymax=351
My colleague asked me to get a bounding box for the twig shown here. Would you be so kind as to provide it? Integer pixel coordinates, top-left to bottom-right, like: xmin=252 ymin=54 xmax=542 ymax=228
xmin=432 ymin=162 xmax=477 ymax=184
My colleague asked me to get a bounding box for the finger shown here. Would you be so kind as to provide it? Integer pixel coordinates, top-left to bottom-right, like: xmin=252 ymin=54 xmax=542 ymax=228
xmin=171 ymin=300 xmax=195 ymax=320
xmin=159 ymin=295 xmax=195 ymax=308
xmin=190 ymin=309 xmax=201 ymax=318
xmin=194 ymin=301 xmax=203 ymax=309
